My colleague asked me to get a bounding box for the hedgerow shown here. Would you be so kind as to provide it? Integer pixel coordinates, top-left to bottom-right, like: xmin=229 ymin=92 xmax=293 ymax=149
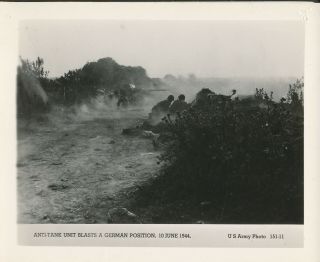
xmin=140 ymin=80 xmax=304 ymax=223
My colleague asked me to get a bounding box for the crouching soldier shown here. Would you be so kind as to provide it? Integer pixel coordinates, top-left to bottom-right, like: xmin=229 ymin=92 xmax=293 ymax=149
xmin=148 ymin=95 xmax=174 ymax=124
xmin=169 ymin=94 xmax=189 ymax=115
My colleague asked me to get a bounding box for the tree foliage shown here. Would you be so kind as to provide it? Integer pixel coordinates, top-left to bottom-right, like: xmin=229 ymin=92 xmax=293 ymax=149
xmin=53 ymin=57 xmax=155 ymax=104
xmin=17 ymin=57 xmax=160 ymax=109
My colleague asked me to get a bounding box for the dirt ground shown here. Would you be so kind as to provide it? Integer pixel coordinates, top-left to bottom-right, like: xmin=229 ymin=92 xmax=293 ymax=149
xmin=17 ymin=107 xmax=162 ymax=224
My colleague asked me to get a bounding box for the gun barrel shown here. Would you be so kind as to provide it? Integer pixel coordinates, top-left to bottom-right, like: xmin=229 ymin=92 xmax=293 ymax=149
xmin=145 ymin=89 xmax=169 ymax=92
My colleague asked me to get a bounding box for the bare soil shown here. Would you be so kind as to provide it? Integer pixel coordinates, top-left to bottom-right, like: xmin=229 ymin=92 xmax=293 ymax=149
xmin=17 ymin=108 xmax=161 ymax=224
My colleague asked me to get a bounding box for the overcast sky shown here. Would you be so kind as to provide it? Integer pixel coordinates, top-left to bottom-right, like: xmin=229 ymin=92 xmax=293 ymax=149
xmin=19 ymin=20 xmax=305 ymax=78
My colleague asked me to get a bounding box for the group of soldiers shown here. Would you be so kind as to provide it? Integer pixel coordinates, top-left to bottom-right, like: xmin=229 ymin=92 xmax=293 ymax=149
xmin=148 ymin=94 xmax=189 ymax=124
xmin=147 ymin=88 xmax=239 ymax=125
xmin=123 ymin=89 xmax=237 ymax=142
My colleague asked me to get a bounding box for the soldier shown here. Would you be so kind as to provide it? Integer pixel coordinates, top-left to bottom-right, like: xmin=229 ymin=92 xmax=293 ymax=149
xmin=147 ymin=95 xmax=174 ymax=125
xmin=134 ymin=95 xmax=174 ymax=133
xmin=151 ymin=95 xmax=174 ymax=116
xmin=117 ymin=89 xmax=129 ymax=108
xmin=169 ymin=94 xmax=189 ymax=114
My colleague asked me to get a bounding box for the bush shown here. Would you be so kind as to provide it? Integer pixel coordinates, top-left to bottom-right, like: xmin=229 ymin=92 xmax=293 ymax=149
xmin=147 ymin=81 xmax=304 ymax=223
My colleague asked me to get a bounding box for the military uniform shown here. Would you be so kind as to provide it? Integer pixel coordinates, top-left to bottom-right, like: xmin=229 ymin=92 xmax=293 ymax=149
xmin=151 ymin=99 xmax=172 ymax=115
xmin=169 ymin=100 xmax=189 ymax=114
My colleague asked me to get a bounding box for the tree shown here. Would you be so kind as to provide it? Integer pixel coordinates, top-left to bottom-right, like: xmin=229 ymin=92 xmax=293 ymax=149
xmin=31 ymin=57 xmax=49 ymax=79
xmin=287 ymin=77 xmax=304 ymax=106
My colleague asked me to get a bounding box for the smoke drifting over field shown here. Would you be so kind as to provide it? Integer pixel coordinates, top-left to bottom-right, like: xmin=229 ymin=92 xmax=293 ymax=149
xmin=42 ymin=76 xmax=297 ymax=127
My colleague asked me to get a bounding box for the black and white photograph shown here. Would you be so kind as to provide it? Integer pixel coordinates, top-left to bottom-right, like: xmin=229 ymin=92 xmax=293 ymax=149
xmin=16 ymin=20 xmax=305 ymax=226
xmin=2 ymin=1 xmax=320 ymax=259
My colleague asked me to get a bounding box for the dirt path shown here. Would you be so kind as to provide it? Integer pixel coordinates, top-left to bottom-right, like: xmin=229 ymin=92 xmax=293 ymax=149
xmin=17 ymin=108 xmax=161 ymax=223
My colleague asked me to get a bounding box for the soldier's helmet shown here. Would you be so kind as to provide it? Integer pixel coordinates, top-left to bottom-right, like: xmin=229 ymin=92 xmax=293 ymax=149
xmin=168 ymin=95 xmax=174 ymax=102
xmin=178 ymin=94 xmax=185 ymax=101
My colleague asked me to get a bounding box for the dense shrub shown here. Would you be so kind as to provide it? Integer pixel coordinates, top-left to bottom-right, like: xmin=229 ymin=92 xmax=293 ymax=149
xmin=148 ymin=80 xmax=304 ymax=223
